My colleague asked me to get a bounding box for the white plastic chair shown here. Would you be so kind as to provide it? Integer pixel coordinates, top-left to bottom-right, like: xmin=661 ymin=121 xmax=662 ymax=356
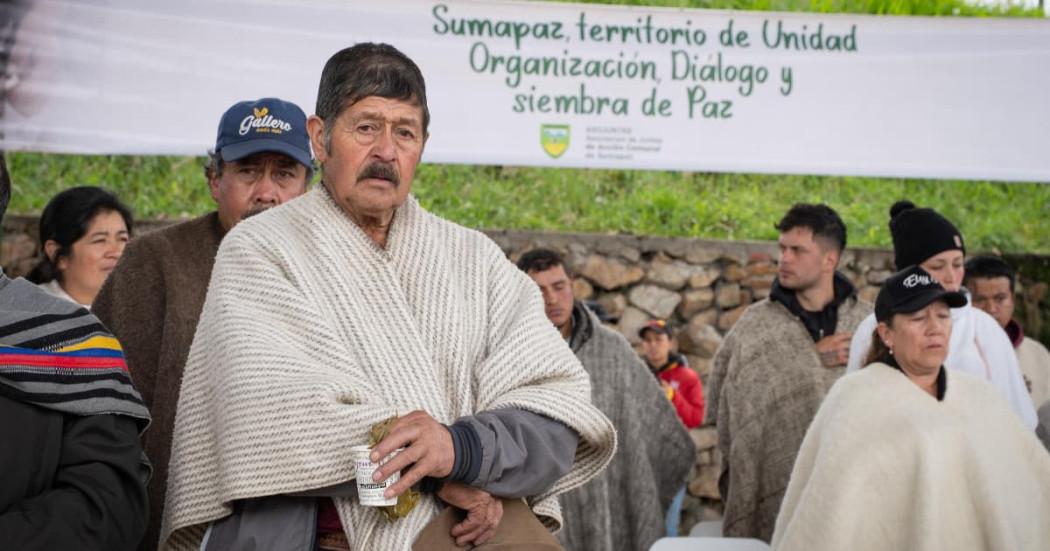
xmin=689 ymin=520 xmax=724 ymax=537
xmin=650 ymin=536 xmax=772 ymax=551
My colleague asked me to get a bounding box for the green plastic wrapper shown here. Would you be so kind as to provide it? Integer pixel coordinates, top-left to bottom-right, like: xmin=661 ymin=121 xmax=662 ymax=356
xmin=368 ymin=416 xmax=420 ymax=522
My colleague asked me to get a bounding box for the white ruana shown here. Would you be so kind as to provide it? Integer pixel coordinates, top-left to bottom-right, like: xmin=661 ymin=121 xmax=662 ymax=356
xmin=159 ymin=187 xmax=616 ymax=550
xmin=773 ymin=362 xmax=1050 ymax=551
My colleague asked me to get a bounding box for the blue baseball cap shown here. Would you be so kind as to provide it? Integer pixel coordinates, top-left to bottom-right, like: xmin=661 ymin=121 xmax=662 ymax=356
xmin=214 ymin=98 xmax=312 ymax=168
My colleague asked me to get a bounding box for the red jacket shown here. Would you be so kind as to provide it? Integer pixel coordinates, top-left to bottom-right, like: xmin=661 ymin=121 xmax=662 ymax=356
xmin=654 ymin=354 xmax=705 ymax=428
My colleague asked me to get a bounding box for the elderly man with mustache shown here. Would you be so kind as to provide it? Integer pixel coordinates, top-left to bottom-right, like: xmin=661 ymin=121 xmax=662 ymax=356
xmin=158 ymin=43 xmax=615 ymax=551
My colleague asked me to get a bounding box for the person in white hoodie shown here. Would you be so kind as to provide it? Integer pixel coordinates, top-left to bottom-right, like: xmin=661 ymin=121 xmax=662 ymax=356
xmin=846 ymin=200 xmax=1036 ymax=429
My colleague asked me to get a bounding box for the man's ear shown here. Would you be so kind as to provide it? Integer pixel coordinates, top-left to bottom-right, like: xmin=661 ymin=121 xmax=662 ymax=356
xmin=822 ymin=247 xmax=840 ymax=273
xmin=207 ymin=169 xmax=221 ymax=202
xmin=307 ymin=116 xmax=327 ymax=163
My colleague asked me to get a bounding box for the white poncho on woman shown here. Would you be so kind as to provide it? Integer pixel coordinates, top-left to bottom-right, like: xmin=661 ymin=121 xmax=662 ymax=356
xmin=773 ymin=362 xmax=1050 ymax=551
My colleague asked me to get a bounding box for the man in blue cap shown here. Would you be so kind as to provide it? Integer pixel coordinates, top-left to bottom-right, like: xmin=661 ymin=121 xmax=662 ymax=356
xmin=93 ymin=97 xmax=313 ymax=551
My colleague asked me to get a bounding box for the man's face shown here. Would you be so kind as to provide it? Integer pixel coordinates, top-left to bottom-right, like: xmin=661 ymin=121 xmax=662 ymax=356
xmin=527 ymin=265 xmax=574 ymax=331
xmin=969 ymin=276 xmax=1014 ymax=329
xmin=641 ymin=331 xmax=673 ymax=367
xmin=777 ymin=226 xmax=835 ymax=292
xmin=210 ymin=151 xmax=309 ymax=231
xmin=308 ymin=96 xmax=426 ymax=221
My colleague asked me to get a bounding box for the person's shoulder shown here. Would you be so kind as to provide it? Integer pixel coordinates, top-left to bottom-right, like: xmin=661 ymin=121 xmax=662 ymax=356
xmin=1021 ymin=336 xmax=1050 ymax=358
xmin=420 ymin=202 xmax=499 ymax=252
xmin=221 ymin=196 xmax=318 ymax=254
xmin=825 ymin=362 xmax=899 ymax=408
xmin=4 ymin=277 xmax=99 ymax=320
xmin=966 ymin=306 xmax=1018 ymax=354
xmin=132 ymin=212 xmax=219 ymax=250
xmin=844 ymin=361 xmax=895 ymax=383
xmin=724 ymin=298 xmax=794 ymax=337
xmin=841 ymin=293 xmax=874 ymax=318
xmin=968 ymin=304 xmax=1004 ymax=330
xmin=121 ymin=212 xmax=221 ymax=268
xmin=582 ymin=321 xmax=652 ymax=382
xmin=8 ymin=277 xmax=69 ymax=306
xmin=669 ymin=360 xmax=700 ymax=382
xmin=589 ymin=320 xmax=639 ymax=357
xmin=588 ymin=316 xmax=625 ymax=342
xmin=946 ymin=367 xmax=1021 ymax=413
xmin=734 ymin=298 xmax=779 ymax=324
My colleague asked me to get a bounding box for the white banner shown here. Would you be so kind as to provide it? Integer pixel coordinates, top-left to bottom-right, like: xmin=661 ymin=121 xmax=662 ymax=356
xmin=2 ymin=0 xmax=1049 ymax=181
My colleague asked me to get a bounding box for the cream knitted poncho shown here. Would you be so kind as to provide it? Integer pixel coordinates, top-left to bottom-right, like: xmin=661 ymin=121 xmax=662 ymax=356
xmin=773 ymin=363 xmax=1050 ymax=551
xmin=159 ymin=188 xmax=616 ymax=550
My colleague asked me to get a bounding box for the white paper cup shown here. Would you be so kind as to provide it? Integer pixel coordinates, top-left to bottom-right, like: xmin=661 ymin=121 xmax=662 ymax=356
xmin=350 ymin=445 xmax=400 ymax=507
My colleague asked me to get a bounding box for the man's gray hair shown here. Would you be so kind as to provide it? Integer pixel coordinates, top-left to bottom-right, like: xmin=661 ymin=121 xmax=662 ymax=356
xmin=314 ymin=43 xmax=430 ymax=153
xmin=204 ymin=150 xmax=224 ymax=180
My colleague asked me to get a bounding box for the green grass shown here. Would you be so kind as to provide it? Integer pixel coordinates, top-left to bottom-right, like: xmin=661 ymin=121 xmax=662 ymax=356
xmin=413 ymin=166 xmax=1049 ymax=252
xmin=7 ymin=0 xmax=1049 ymax=252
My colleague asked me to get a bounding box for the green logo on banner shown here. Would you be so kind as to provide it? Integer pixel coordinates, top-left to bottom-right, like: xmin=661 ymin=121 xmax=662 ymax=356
xmin=540 ymin=124 xmax=570 ymax=159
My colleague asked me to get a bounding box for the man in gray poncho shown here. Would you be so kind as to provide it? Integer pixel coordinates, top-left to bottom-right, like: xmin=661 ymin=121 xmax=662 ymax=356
xmin=519 ymin=248 xmax=696 ymax=551
xmin=707 ymin=203 xmax=871 ymax=542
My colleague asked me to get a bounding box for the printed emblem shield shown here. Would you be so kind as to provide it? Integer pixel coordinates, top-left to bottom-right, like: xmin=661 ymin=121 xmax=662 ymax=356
xmin=540 ymin=124 xmax=570 ymax=159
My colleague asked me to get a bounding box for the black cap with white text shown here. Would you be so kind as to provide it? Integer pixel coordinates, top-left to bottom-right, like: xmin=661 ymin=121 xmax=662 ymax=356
xmin=874 ymin=265 xmax=967 ymax=323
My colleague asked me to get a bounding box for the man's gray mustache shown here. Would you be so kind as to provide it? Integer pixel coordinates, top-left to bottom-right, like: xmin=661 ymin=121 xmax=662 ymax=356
xmin=357 ymin=162 xmax=400 ymax=187
xmin=241 ymin=205 xmax=272 ymax=221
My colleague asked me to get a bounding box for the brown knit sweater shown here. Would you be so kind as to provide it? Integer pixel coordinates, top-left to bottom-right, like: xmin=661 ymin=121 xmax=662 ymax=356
xmin=93 ymin=212 xmax=225 ymax=551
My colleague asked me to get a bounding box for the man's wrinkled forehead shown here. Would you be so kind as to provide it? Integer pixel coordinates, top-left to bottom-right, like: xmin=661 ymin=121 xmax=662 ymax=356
xmin=339 ymin=95 xmax=426 ymax=128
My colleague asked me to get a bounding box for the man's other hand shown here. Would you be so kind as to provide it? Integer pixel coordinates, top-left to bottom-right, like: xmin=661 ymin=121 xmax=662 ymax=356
xmin=437 ymin=482 xmax=504 ymax=546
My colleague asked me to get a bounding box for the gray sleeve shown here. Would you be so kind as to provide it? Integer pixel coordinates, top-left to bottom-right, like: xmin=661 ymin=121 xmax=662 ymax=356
xmin=445 ymin=408 xmax=578 ymax=498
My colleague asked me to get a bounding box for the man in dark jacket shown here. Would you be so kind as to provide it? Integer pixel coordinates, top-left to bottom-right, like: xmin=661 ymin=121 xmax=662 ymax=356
xmin=519 ymin=248 xmax=695 ymax=551
xmin=0 ymin=155 xmax=151 ymax=550
xmin=92 ymin=97 xmax=313 ymax=550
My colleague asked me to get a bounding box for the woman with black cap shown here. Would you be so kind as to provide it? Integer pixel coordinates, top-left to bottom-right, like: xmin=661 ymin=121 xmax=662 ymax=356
xmin=845 ymin=201 xmax=1036 ymax=429
xmin=772 ymin=266 xmax=1050 ymax=551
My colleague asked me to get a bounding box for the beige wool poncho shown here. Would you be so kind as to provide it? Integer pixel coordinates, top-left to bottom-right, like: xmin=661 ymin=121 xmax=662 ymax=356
xmin=773 ymin=363 xmax=1050 ymax=551
xmin=159 ymin=187 xmax=616 ymax=550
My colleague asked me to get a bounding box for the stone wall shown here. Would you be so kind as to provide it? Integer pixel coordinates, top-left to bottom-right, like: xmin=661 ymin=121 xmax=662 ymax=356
xmin=4 ymin=216 xmax=1049 ymax=533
